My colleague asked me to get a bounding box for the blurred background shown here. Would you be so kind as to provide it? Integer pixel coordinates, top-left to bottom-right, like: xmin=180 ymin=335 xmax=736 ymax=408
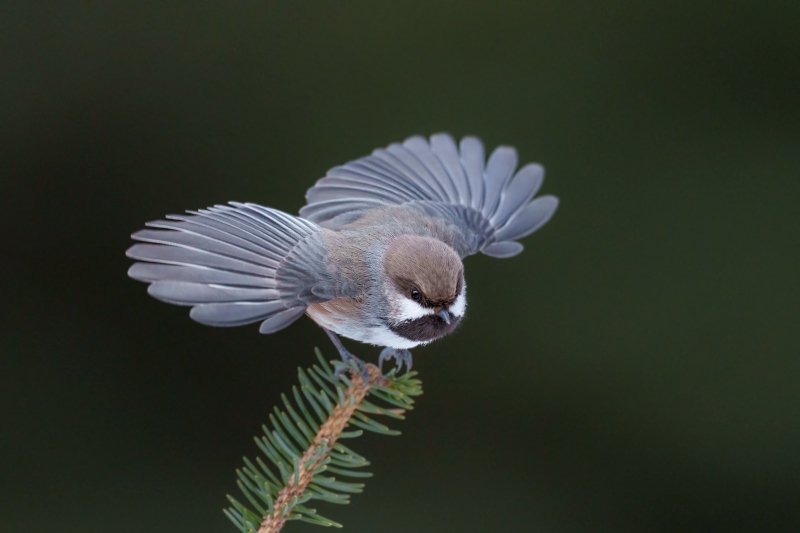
xmin=2 ymin=2 xmax=799 ymax=532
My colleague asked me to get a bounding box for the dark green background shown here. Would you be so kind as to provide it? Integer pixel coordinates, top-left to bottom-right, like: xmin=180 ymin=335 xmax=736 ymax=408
xmin=2 ymin=2 xmax=798 ymax=532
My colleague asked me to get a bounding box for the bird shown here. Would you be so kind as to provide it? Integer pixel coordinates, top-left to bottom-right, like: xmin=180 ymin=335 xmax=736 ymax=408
xmin=126 ymin=133 xmax=559 ymax=375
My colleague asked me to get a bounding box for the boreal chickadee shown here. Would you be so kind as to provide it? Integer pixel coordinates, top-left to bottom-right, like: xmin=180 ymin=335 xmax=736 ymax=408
xmin=127 ymin=134 xmax=558 ymax=373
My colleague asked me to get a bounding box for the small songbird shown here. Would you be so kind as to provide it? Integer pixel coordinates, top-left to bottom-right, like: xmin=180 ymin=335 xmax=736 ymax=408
xmin=126 ymin=134 xmax=558 ymax=373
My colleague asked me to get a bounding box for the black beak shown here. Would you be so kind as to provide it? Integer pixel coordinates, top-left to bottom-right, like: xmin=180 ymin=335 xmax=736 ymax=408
xmin=437 ymin=309 xmax=451 ymax=325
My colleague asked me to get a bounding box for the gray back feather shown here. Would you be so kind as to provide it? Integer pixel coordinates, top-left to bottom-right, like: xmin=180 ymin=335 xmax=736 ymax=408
xmin=300 ymin=133 xmax=558 ymax=258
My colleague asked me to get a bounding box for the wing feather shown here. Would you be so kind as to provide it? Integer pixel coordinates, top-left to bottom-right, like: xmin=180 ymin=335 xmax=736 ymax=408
xmin=190 ymin=209 xmax=291 ymax=255
xmin=299 ymin=199 xmax=387 ymax=224
xmin=430 ymin=133 xmax=471 ymax=205
xmin=483 ymin=146 xmax=518 ymax=220
xmin=131 ymin=229 xmax=279 ymax=269
xmin=346 ymin=160 xmax=427 ymax=199
xmin=258 ymin=307 xmax=308 ymax=334
xmin=490 ymin=163 xmax=544 ymax=226
xmin=313 ymin=175 xmax=412 ymax=202
xmin=403 ymin=136 xmax=461 ymax=203
xmin=459 ymin=136 xmax=486 ymax=210
xmin=162 ymin=214 xmax=285 ymax=261
xmin=482 ymin=241 xmax=525 ymax=258
xmin=190 ymin=301 xmax=288 ymax=327
xmin=146 ymin=218 xmax=280 ymax=261
xmin=127 ymin=243 xmax=273 ymax=277
xmin=302 ymin=133 xmax=558 ymax=258
xmin=495 ymin=195 xmax=559 ymax=242
xmin=148 ymin=281 xmax=279 ymax=305
xmin=128 ymin=262 xmax=275 ymax=288
xmin=127 ymin=203 xmax=346 ymax=334
xmin=370 ymin=149 xmax=443 ymax=200
xmin=386 ymin=144 xmax=450 ymax=201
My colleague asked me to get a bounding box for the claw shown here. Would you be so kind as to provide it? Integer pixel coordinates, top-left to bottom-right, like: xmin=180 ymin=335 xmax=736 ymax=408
xmin=379 ymin=348 xmax=413 ymax=375
xmin=324 ymin=328 xmax=370 ymax=382
xmin=333 ymin=352 xmax=370 ymax=382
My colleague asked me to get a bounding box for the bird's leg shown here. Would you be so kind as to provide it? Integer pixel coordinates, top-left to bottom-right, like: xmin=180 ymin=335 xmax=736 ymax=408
xmin=323 ymin=328 xmax=369 ymax=381
xmin=379 ymin=348 xmax=413 ymax=375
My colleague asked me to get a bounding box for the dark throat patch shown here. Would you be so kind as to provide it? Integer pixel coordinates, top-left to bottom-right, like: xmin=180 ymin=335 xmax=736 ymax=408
xmin=390 ymin=313 xmax=461 ymax=342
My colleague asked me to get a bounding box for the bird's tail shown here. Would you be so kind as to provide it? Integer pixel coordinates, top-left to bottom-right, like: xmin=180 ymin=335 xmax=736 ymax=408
xmin=126 ymin=202 xmax=318 ymax=334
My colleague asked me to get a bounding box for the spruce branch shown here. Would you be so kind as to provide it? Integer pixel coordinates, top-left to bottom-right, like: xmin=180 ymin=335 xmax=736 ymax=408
xmin=225 ymin=349 xmax=423 ymax=533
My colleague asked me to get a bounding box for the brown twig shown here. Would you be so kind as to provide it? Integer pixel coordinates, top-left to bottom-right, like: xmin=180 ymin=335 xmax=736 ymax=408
xmin=258 ymin=364 xmax=389 ymax=533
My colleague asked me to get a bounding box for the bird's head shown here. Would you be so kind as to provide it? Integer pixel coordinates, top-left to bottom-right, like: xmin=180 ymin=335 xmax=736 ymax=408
xmin=382 ymin=235 xmax=466 ymax=343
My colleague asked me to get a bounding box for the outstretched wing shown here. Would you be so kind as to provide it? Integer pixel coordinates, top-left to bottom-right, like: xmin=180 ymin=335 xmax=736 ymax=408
xmin=299 ymin=134 xmax=559 ymax=258
xmin=126 ymin=203 xmax=348 ymax=334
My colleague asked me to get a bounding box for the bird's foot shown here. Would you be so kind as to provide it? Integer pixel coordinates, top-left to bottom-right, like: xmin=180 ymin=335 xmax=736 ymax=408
xmin=323 ymin=327 xmax=370 ymax=382
xmin=379 ymin=348 xmax=413 ymax=375
xmin=333 ymin=349 xmax=370 ymax=382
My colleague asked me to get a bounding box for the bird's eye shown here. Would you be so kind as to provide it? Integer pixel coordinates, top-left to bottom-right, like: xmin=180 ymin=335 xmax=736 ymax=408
xmin=410 ymin=289 xmax=421 ymax=301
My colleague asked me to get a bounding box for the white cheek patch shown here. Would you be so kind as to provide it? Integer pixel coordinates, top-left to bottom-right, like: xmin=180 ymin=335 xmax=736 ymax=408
xmin=449 ymin=287 xmax=467 ymax=318
xmin=394 ymin=296 xmax=434 ymax=322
